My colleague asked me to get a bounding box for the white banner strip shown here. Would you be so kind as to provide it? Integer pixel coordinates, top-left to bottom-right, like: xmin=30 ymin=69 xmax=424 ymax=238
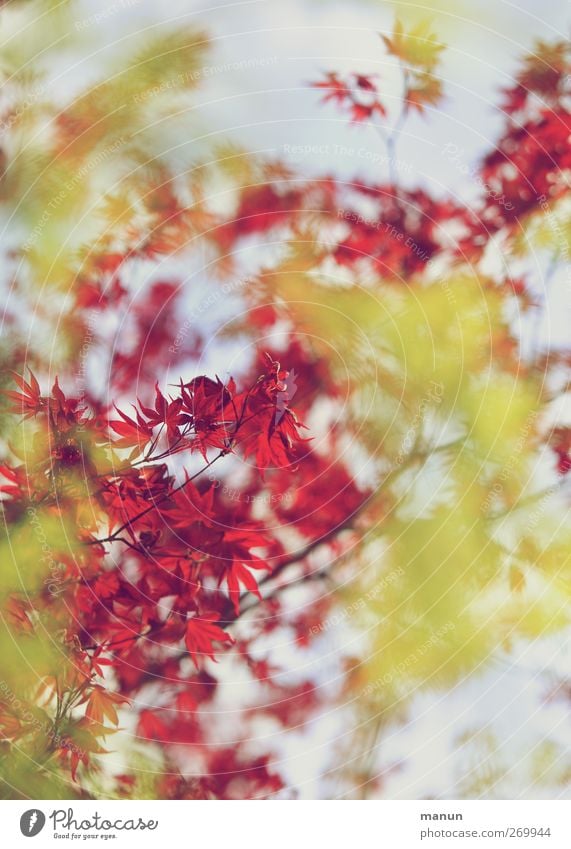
xmin=2 ymin=800 xmax=569 ymax=848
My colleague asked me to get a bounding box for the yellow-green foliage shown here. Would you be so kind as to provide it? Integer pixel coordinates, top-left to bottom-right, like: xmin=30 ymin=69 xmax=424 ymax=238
xmin=1 ymin=2 xmax=210 ymax=291
xmin=263 ymin=258 xmax=568 ymax=716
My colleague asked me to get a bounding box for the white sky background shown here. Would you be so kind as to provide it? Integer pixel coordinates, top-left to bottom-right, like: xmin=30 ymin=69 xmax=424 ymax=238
xmin=64 ymin=0 xmax=571 ymax=356
xmin=6 ymin=0 xmax=569 ymax=798
xmin=66 ymin=0 xmax=571 ymax=185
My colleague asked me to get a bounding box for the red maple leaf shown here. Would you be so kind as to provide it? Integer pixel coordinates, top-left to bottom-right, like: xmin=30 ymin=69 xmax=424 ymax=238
xmin=225 ymin=559 xmax=269 ymax=614
xmin=3 ymin=370 xmax=43 ymax=418
xmin=85 ymin=685 xmax=128 ymax=725
xmin=137 ymin=382 xmax=189 ymax=441
xmin=109 ymin=404 xmax=153 ymax=449
xmin=184 ymin=613 xmax=234 ymax=668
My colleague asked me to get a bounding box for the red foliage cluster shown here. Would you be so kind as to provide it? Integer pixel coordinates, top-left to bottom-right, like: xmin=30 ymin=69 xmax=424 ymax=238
xmin=1 ymin=338 xmax=362 ymax=793
xmin=462 ymin=39 xmax=571 ymax=250
xmin=332 ymin=183 xmax=466 ymax=276
xmin=311 ymin=71 xmax=387 ymax=124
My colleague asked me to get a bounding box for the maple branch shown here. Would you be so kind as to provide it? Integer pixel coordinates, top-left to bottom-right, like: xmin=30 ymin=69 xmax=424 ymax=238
xmin=82 ymin=625 xmax=159 ymax=653
xmin=373 ymin=60 xmax=410 ymax=195
xmin=86 ymin=449 xmax=227 ymax=546
xmin=143 ymin=422 xmax=165 ymax=461
xmin=236 ymin=438 xmax=463 ymax=618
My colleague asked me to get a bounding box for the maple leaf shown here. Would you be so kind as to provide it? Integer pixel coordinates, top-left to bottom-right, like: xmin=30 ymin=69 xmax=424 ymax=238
xmin=311 ymin=71 xmax=387 ymax=123
xmin=355 ymin=73 xmax=377 ymax=92
xmin=0 ymin=464 xmax=26 ymax=497
xmin=182 ymin=375 xmax=234 ymax=419
xmin=349 ymin=99 xmax=386 ymax=123
xmin=503 ymin=39 xmax=570 ymax=112
xmin=85 ymin=685 xmax=128 ymax=725
xmin=89 ymin=648 xmax=114 ymax=678
xmin=406 ymin=72 xmax=443 ymax=113
xmin=381 ymin=19 xmax=445 ymax=71
xmin=552 ymin=427 xmax=571 ymax=475
xmin=185 ymin=613 xmax=234 ymax=668
xmin=5 ymin=595 xmax=34 ymax=633
xmin=0 ymin=712 xmax=23 ymax=738
xmin=137 ymin=382 xmax=188 ymax=440
xmin=62 ymin=717 xmax=115 ymax=781
xmin=3 ymin=369 xmax=44 ymax=418
xmin=138 ymin=709 xmax=170 ymax=741
xmin=246 ymin=407 xmax=310 ymax=472
xmin=225 ymin=559 xmax=269 ymax=614
xmin=310 ymin=71 xmax=351 ymax=105
xmin=109 ymin=404 xmax=153 ymax=449
xmin=160 ymin=480 xmax=215 ymax=528
xmin=92 ymin=571 xmax=121 ymax=600
xmin=68 ymin=748 xmax=88 ymax=783
xmin=237 ymin=356 xmax=310 ymax=471
xmin=181 ymin=375 xmax=237 ymax=459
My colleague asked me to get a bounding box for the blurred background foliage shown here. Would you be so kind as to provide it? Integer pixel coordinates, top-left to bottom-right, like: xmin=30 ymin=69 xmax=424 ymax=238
xmin=0 ymin=0 xmax=569 ymax=799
